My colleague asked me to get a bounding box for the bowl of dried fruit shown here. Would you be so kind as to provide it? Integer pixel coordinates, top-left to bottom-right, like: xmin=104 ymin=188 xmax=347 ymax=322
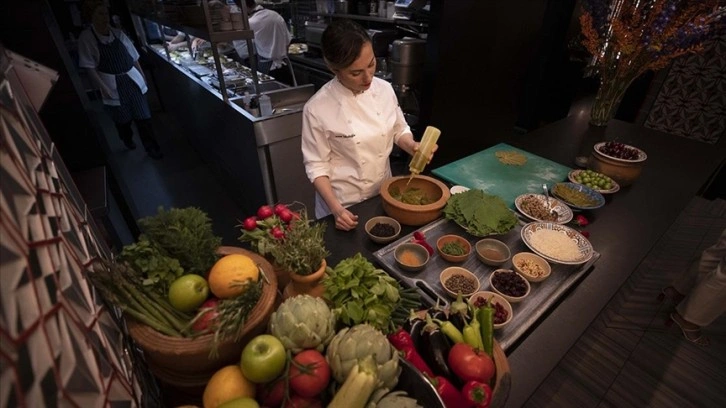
xmin=511 ymin=252 xmax=551 ymax=282
xmin=436 ymin=234 xmax=472 ymax=263
xmin=489 ymin=269 xmax=530 ymax=303
xmin=365 ymin=215 xmax=401 ymax=244
xmin=470 ymin=290 xmax=514 ymax=329
xmin=440 ymin=266 xmax=480 ymax=298
xmin=590 ymin=141 xmax=647 ymax=187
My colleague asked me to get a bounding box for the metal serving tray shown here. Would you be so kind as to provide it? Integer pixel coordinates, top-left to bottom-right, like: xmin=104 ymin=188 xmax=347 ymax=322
xmin=373 ymin=217 xmax=600 ymax=351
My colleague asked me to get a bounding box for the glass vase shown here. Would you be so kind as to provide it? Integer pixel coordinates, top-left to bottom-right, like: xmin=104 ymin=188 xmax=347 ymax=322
xmin=589 ymin=73 xmax=637 ymax=127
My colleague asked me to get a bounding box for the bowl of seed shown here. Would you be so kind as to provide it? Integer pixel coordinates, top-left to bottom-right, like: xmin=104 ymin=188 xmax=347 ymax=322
xmin=440 ymin=266 xmax=480 ymax=298
xmin=436 ymin=234 xmax=472 ymax=263
xmin=365 ymin=216 xmax=402 ymax=244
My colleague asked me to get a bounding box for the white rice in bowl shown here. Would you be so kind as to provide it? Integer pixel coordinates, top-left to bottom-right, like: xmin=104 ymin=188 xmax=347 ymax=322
xmin=528 ymin=229 xmax=581 ymax=261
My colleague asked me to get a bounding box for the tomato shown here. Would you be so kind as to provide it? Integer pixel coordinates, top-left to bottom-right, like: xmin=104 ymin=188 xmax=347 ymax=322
xmin=447 ymin=342 xmax=495 ymax=383
xmin=257 ymin=376 xmax=285 ymax=408
xmin=273 ymin=203 xmax=289 ymax=216
xmin=243 ymin=216 xmax=258 ymax=231
xmin=282 ymin=395 xmax=322 ymax=408
xmin=257 ymin=205 xmax=274 ymax=219
xmin=191 ymin=297 xmax=219 ymax=333
xmin=288 ymin=350 xmax=330 ymax=398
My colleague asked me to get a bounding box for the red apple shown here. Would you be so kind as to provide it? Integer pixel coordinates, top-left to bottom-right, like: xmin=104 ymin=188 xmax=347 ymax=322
xmin=192 ymin=297 xmax=219 ymax=333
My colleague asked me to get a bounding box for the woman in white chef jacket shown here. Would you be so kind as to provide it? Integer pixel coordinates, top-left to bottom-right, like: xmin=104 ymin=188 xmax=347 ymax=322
xmin=301 ymin=19 xmax=436 ymax=231
xmin=78 ymin=0 xmax=162 ymax=159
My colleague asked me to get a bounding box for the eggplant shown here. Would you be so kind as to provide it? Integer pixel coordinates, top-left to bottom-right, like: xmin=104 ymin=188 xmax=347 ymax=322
xmin=420 ymin=314 xmax=454 ymax=381
xmin=429 ymin=298 xmax=448 ymax=321
xmin=403 ymin=310 xmax=426 ymax=350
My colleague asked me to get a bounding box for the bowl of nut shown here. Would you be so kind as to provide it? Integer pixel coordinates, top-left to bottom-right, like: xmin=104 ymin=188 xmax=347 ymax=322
xmin=511 ymin=252 xmax=551 ymax=282
xmin=440 ymin=266 xmax=480 ymax=298
xmin=470 ymin=290 xmax=514 ymax=329
xmin=488 ymin=269 xmax=530 ymax=303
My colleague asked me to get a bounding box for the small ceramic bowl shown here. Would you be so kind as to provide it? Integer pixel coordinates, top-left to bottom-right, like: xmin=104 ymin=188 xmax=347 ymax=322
xmin=489 ymin=269 xmax=531 ymax=303
xmin=511 ymin=252 xmax=552 ymax=282
xmin=475 ymin=238 xmax=511 ymax=266
xmin=436 ymin=234 xmax=472 ymax=263
xmin=394 ymin=242 xmax=430 ymax=272
xmin=365 ymin=216 xmax=402 ymax=244
xmin=469 ymin=290 xmax=514 ymax=329
xmin=439 ymin=266 xmax=481 ymax=298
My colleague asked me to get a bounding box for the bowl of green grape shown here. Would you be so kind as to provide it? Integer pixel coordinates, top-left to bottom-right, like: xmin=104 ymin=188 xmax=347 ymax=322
xmin=568 ymin=169 xmax=620 ymax=194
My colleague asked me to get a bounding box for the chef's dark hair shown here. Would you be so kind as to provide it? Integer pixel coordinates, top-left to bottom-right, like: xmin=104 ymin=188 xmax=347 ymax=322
xmin=322 ymin=19 xmax=371 ymax=71
xmin=81 ymin=0 xmax=108 ymax=22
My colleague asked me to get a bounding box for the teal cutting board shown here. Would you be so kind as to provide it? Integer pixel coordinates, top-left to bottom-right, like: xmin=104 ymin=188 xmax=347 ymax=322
xmin=432 ymin=143 xmax=572 ymax=207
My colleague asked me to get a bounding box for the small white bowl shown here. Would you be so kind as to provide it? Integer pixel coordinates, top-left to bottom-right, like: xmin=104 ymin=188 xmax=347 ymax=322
xmin=365 ymin=216 xmax=401 ymax=244
xmin=488 ymin=269 xmax=530 ymax=303
xmin=439 ymin=266 xmax=480 ymax=298
xmin=394 ymin=242 xmax=430 ymax=272
xmin=475 ymin=238 xmax=511 ymax=267
xmin=511 ymin=252 xmax=551 ymax=282
xmin=469 ymin=291 xmax=513 ymax=329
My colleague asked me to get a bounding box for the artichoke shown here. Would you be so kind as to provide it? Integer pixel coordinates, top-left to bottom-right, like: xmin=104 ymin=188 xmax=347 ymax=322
xmin=326 ymin=324 xmax=401 ymax=390
xmin=368 ymin=391 xmax=422 ymax=408
xmin=269 ymin=294 xmax=336 ymax=353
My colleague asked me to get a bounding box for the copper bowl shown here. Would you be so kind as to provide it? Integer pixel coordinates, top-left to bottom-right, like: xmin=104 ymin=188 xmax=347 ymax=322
xmin=379 ymin=175 xmax=450 ymax=226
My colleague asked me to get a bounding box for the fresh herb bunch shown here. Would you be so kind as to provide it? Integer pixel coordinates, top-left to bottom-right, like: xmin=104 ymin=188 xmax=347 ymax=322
xmin=206 ymin=280 xmax=263 ymax=358
xmin=268 ymin=210 xmax=329 ymax=276
xmin=323 ymin=253 xmax=421 ymax=333
xmin=137 ymin=206 xmax=222 ymax=276
xmin=118 ymin=239 xmax=184 ymax=293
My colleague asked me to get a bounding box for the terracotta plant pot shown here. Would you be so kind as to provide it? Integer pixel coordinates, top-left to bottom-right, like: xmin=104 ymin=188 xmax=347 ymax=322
xmin=127 ymin=246 xmax=278 ymax=397
xmin=379 ymin=175 xmax=451 ymax=226
xmin=283 ymin=259 xmax=327 ymax=299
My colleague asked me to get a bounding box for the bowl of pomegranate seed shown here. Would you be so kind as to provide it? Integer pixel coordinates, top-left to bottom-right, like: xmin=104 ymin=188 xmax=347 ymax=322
xmin=470 ymin=290 xmax=514 ymax=329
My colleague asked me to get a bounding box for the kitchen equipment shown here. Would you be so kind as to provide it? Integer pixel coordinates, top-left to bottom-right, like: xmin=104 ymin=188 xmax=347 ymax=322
xmin=304 ymin=21 xmax=327 ymax=53
xmin=389 ymin=37 xmax=426 ymax=86
xmin=367 ymin=29 xmax=398 ymax=57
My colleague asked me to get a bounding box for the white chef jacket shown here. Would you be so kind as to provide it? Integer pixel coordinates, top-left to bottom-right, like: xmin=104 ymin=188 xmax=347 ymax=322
xmin=302 ymin=76 xmax=412 ymax=218
xmin=78 ymin=26 xmax=148 ymax=106
xmin=232 ymin=5 xmax=292 ymax=70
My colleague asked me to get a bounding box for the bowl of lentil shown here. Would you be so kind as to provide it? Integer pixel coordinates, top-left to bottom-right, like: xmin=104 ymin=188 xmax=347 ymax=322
xmin=511 ymin=252 xmax=551 ymax=282
xmin=436 ymin=234 xmax=472 ymax=263
xmin=475 ymin=238 xmax=511 ymax=267
xmin=440 ymin=266 xmax=481 ymax=298
xmin=470 ymin=291 xmax=514 ymax=329
xmin=394 ymin=242 xmax=430 ymax=272
xmin=489 ymin=269 xmax=530 ymax=303
xmin=365 ymin=216 xmax=402 ymax=244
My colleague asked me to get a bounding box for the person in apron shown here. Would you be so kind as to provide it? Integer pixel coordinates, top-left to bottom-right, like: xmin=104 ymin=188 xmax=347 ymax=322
xmin=78 ymin=0 xmax=162 ymax=159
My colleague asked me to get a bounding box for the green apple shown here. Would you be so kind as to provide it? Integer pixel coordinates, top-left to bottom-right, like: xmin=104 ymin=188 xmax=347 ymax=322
xmin=239 ymin=334 xmax=286 ymax=383
xmin=168 ymin=274 xmax=209 ymax=312
xmin=218 ymin=397 xmax=260 ymax=408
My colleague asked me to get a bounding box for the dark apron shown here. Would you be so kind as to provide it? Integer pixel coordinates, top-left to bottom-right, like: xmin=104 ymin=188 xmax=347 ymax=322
xmin=93 ymin=29 xmax=151 ymax=123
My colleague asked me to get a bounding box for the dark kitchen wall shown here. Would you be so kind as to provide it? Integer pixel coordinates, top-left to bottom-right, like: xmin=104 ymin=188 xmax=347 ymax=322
xmin=420 ymin=0 xmax=577 ymax=168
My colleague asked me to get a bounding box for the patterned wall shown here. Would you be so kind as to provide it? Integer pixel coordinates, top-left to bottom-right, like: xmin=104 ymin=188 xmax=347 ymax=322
xmin=0 ymin=50 xmax=158 ymax=407
xmin=644 ymin=35 xmax=726 ymax=144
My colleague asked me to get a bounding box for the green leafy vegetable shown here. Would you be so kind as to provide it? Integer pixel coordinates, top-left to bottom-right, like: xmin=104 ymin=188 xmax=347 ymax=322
xmin=118 ymin=239 xmax=184 ymax=293
xmin=390 ymin=186 xmax=434 ymax=205
xmin=443 ymin=189 xmax=518 ymax=236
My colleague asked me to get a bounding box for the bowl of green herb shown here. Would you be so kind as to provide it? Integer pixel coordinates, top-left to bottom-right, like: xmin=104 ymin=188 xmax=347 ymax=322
xmin=436 ymin=234 xmax=471 ymax=263
xmin=380 ymin=175 xmax=451 ymax=226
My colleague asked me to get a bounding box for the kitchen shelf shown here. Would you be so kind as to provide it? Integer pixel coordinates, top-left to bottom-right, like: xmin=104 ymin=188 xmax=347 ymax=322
xmin=309 ymin=12 xmax=428 ymax=27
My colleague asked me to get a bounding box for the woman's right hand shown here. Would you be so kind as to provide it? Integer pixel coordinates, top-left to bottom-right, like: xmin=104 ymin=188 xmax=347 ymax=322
xmin=333 ymin=207 xmax=359 ymax=231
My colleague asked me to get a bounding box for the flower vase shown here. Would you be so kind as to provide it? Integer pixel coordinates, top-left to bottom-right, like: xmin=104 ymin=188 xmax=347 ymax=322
xmin=283 ymin=259 xmax=327 ymax=300
xmin=589 ymin=73 xmax=637 ymax=126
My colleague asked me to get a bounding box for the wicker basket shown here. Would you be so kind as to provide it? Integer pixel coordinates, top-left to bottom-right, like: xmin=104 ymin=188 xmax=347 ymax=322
xmin=127 ymin=246 xmax=278 ymax=396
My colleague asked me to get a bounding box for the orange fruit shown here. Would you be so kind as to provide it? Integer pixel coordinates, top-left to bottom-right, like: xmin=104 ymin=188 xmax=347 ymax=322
xmin=208 ymin=254 xmax=259 ymax=299
xmin=202 ymin=365 xmax=255 ymax=408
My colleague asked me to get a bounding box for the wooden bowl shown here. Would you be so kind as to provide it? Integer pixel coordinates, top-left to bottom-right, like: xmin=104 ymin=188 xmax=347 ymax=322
xmin=436 ymin=234 xmax=472 ymax=263
xmin=127 ymin=246 xmax=278 ymax=392
xmin=380 ymin=175 xmax=451 ymax=226
xmin=590 ymin=142 xmax=647 ymax=187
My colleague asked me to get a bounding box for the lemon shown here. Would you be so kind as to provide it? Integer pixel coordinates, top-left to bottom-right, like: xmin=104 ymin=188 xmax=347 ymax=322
xmin=208 ymin=254 xmax=259 ymax=299
xmin=202 ymin=365 xmax=256 ymax=408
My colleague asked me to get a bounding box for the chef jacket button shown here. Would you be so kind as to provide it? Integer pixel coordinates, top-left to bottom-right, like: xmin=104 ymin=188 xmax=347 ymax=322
xmin=356 ymin=141 xmax=360 ymax=144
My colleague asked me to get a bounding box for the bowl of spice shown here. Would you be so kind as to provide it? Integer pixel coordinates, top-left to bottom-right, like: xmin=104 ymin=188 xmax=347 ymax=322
xmin=440 ymin=266 xmax=480 ymax=298
xmin=475 ymin=238 xmax=511 ymax=267
xmin=436 ymin=234 xmax=472 ymax=263
xmin=365 ymin=216 xmax=402 ymax=244
xmin=394 ymin=242 xmax=430 ymax=272
xmin=512 ymin=252 xmax=551 ymax=282
xmin=489 ymin=269 xmax=530 ymax=303
xmin=470 ymin=290 xmax=514 ymax=329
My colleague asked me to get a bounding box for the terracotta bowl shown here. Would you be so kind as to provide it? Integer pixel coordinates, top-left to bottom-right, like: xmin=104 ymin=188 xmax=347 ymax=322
xmin=436 ymin=234 xmax=472 ymax=263
xmin=590 ymin=142 xmax=647 ymax=187
xmin=127 ymin=246 xmax=277 ymax=392
xmin=380 ymin=175 xmax=451 ymax=226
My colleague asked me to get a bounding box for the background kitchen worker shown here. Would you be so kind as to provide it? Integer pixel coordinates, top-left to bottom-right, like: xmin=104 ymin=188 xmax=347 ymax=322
xmin=78 ymin=0 xmax=163 ymax=159
xmin=232 ymin=0 xmax=293 ymax=83
xmin=660 ymin=228 xmax=726 ymax=346
xmin=301 ymin=19 xmax=436 ymax=231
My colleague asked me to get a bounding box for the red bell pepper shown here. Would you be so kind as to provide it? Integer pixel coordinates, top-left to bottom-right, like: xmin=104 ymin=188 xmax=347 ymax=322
xmin=412 ymin=231 xmax=434 ymax=255
xmin=462 ymin=380 xmax=492 ymax=408
xmin=430 ymin=375 xmax=468 ymax=408
xmin=388 ymin=328 xmax=435 ymax=377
